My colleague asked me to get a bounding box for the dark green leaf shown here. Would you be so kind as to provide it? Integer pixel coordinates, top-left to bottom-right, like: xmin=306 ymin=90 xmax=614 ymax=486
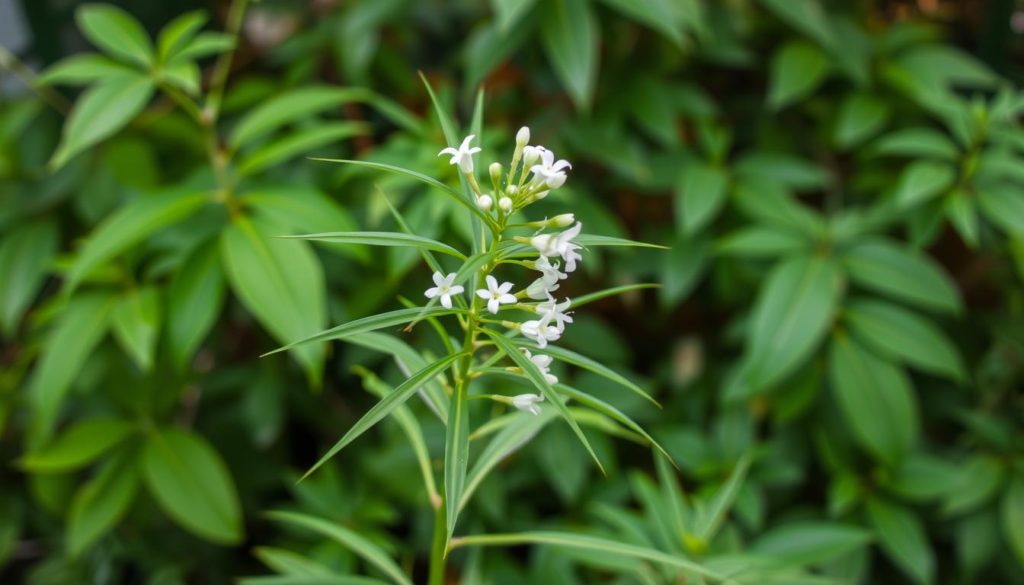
xmin=834 ymin=93 xmax=890 ymax=148
xmin=871 ymin=128 xmax=959 ymax=160
xmin=675 ymin=162 xmax=729 ymax=234
xmin=843 ymin=239 xmax=961 ymax=314
xmin=977 ymin=187 xmax=1024 ymax=238
xmin=67 ymin=449 xmax=140 ymax=555
xmin=894 ymin=161 xmax=955 ymax=208
xmin=76 ymin=4 xmax=153 ymax=66
xmin=541 ymin=0 xmax=599 ymax=110
xmin=942 ymin=456 xmax=1005 ymax=516
xmin=21 ymin=418 xmax=135 ymax=473
xmin=1002 ymin=477 xmax=1024 ymax=567
xmin=110 ymin=286 xmax=161 ymax=372
xmin=749 ymin=521 xmax=872 ymax=567
xmin=237 ymin=122 xmax=370 ymax=176
xmin=768 ymin=41 xmax=829 ymax=110
xmin=867 ymin=498 xmax=935 ymax=585
xmin=0 ymin=220 xmax=57 ymax=337
xmin=166 ymin=241 xmax=225 ymax=370
xmin=282 ymin=231 xmax=465 ymax=259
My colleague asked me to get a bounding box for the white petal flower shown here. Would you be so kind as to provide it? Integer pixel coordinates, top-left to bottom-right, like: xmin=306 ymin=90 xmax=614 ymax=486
xmin=424 ymin=271 xmax=464 ymax=309
xmin=520 ymin=315 xmax=561 ymax=348
xmin=535 ymin=255 xmax=567 ymax=286
xmin=510 ymin=393 xmax=544 ymax=416
xmin=537 ymin=297 xmax=574 ymax=332
xmin=522 ymin=349 xmax=558 ymax=384
xmin=531 ymin=222 xmax=583 ymax=272
xmin=529 ymin=147 xmax=571 ymax=189
xmin=498 ymin=196 xmax=513 ymax=212
xmin=477 ymin=194 xmax=493 ymax=210
xmin=475 ymin=274 xmax=517 ymax=314
xmin=526 ymin=277 xmax=559 ymax=300
xmin=523 ymin=145 xmax=545 ymax=166
xmin=438 ymin=134 xmax=482 ymax=174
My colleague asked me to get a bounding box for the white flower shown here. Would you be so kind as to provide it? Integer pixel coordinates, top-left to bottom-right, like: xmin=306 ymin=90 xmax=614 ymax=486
xmin=523 ymin=145 xmax=544 ymax=166
xmin=534 ymin=255 xmax=567 ymax=286
xmin=522 ymin=349 xmax=558 ymax=384
xmin=530 ymin=222 xmax=583 ymax=272
xmin=516 ymin=126 xmax=530 ymax=147
xmin=526 ymin=277 xmax=559 ymax=300
xmin=521 ymin=314 xmax=561 ymax=348
xmin=477 ymin=194 xmax=493 ymax=210
xmin=537 ymin=297 xmax=573 ymax=332
xmin=476 ymin=274 xmax=516 ymax=314
xmin=438 ymin=135 xmax=481 ymax=174
xmin=530 ymin=147 xmax=571 ymax=189
xmin=424 ymin=271 xmax=464 ymax=309
xmin=510 ymin=393 xmax=544 ymax=416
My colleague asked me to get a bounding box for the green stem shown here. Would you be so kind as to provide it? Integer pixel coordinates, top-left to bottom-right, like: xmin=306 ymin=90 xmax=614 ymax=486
xmin=205 ymin=0 xmax=249 ymax=123
xmin=428 ymin=499 xmax=448 ymax=585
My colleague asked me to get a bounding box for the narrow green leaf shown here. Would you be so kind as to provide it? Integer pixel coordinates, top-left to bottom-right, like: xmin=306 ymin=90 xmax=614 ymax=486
xmin=871 ymin=127 xmax=959 ymax=160
xmin=38 ymin=54 xmax=133 ymax=86
xmin=159 ymin=61 xmax=200 ymax=95
xmin=110 ymin=286 xmax=161 ymax=372
xmin=942 ymin=456 xmax=1005 ymax=516
xmin=867 ymin=498 xmax=935 ymax=585
xmin=844 ymin=238 xmax=961 ymax=314
xmin=302 ymin=353 xmax=464 ymax=480
xmin=157 ymin=11 xmax=207 ymax=62
xmin=569 ymin=283 xmax=660 ymax=308
xmin=598 ymin=0 xmax=687 ymax=46
xmin=514 ymin=342 xmax=659 ymax=407
xmin=50 ymin=74 xmax=155 ymax=170
xmin=1002 ymin=477 xmax=1024 ymax=567
xmin=553 ymin=383 xmax=670 ymax=460
xmin=716 ymin=226 xmax=809 ymax=258
xmin=167 ymin=32 xmax=234 ymax=65
xmin=483 ymin=330 xmax=605 ymax=475
xmin=540 ymin=0 xmax=599 ymax=109
xmin=64 ymin=191 xmax=208 ymax=294
xmin=142 ymin=427 xmax=243 ymax=544
xmin=266 ymin=511 xmax=413 ymax=585
xmin=676 ymin=162 xmax=729 ymax=234
xmin=574 ymin=234 xmax=669 ymax=249
xmin=282 ymin=231 xmax=466 ymax=259
xmin=166 ymin=240 xmax=225 ymax=370
xmin=254 ymin=546 xmax=338 ymax=577
xmin=758 ymin=0 xmax=833 ymax=49
xmin=444 ymin=373 xmax=470 ymax=544
xmin=845 ymin=298 xmax=965 ymax=382
xmin=21 ymin=418 xmax=135 ymax=473
xmin=221 ymin=216 xmax=326 ymax=385
xmin=768 ymin=41 xmax=829 ymax=110
xmin=886 ymin=454 xmax=959 ymax=502
xmin=749 ymin=522 xmax=872 ymax=567
xmin=450 ymin=531 xmax=726 ymax=582
xmin=231 ymin=87 xmax=374 ymax=148
xmin=0 ymin=219 xmax=58 ymax=337
xmin=76 ymin=4 xmax=153 ymax=66
xmin=829 ymin=333 xmax=919 ymax=466
xmin=894 ymin=161 xmax=955 ymax=207
xmin=694 ymin=455 xmax=752 ymax=541
xmin=491 ymin=0 xmax=539 ymax=31
xmin=237 ymin=122 xmax=370 ymax=176
xmin=67 ymin=448 xmax=140 ymax=555
xmin=834 ymin=93 xmax=890 ymax=148
xmin=977 ymin=188 xmax=1024 ymax=238
xmin=347 ymin=332 xmax=449 ymax=424
xmin=945 ymin=189 xmax=979 ymax=248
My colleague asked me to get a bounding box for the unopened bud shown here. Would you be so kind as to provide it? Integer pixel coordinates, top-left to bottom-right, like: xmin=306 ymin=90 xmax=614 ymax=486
xmin=523 ymin=145 xmax=541 ymax=166
xmin=498 ymin=196 xmax=513 ymax=212
xmin=550 ymin=213 xmax=575 ymax=227
xmin=489 ymin=162 xmax=502 ymax=186
xmin=516 ymin=126 xmax=530 ymax=147
xmin=506 ymin=184 xmax=518 ymax=195
xmin=477 ymin=194 xmax=493 ymax=210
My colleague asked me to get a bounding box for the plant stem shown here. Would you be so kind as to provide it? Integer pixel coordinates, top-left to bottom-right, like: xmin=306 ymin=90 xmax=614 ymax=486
xmin=427 ymin=498 xmax=448 ymax=585
xmin=206 ymin=0 xmax=249 ymax=123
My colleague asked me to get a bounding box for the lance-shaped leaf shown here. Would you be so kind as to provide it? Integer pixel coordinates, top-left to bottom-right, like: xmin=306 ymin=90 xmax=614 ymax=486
xmin=514 ymin=341 xmax=659 ymax=407
xmin=569 ymin=283 xmax=660 ymax=309
xmin=281 ymin=231 xmax=466 ymax=259
xmin=348 ymin=332 xmax=449 ymax=423
xmin=302 ymin=353 xmax=464 ymax=480
xmin=482 ymin=330 xmax=604 ymax=475
xmin=265 ymin=511 xmax=413 ymax=585
xmin=444 ymin=373 xmax=470 ymax=545
xmin=553 ymin=383 xmax=669 ymax=460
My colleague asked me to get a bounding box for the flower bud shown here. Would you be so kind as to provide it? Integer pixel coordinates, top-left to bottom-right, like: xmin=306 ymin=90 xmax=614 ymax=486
xmin=489 ymin=162 xmax=502 ymax=186
xmin=549 ymin=213 xmax=575 ymax=227
xmin=506 ymin=184 xmax=518 ymax=195
xmin=516 ymin=126 xmax=530 ymax=147
xmin=523 ymin=145 xmax=541 ymax=166
xmin=477 ymin=194 xmax=493 ymax=210
xmin=498 ymin=196 xmax=513 ymax=212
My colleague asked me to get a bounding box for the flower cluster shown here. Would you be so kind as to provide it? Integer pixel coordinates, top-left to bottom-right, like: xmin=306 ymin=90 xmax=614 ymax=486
xmin=427 ymin=127 xmax=585 ymax=415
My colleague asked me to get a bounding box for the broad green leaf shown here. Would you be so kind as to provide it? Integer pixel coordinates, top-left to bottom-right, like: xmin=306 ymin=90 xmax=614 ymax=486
xmin=749 ymin=522 xmax=872 ymax=567
xmin=541 ymin=0 xmax=599 ymax=110
xmin=157 ymin=11 xmax=206 ymax=61
xmin=110 ymin=286 xmax=161 ymax=372
xmin=237 ymin=122 xmax=370 ymax=176
xmin=745 ymin=255 xmax=843 ymax=391
xmin=867 ymin=499 xmax=935 ymax=585
xmin=834 ymin=93 xmax=890 ymax=148
xmin=64 ymin=190 xmax=208 ymax=294
xmin=887 ymin=454 xmax=959 ymax=502
xmin=282 ymin=231 xmax=466 ymax=259
xmin=716 ymin=226 xmax=809 ymax=258
xmin=167 ymin=32 xmax=234 ymax=65
xmin=38 ymin=54 xmax=134 ymax=86
xmin=894 ymin=161 xmax=956 ymax=207
xmin=758 ymin=0 xmax=833 ymax=49
xmin=734 ymin=153 xmax=832 ymax=193
xmin=768 ymin=41 xmax=829 ymax=110
xmin=845 ymin=298 xmax=965 ymax=382
xmin=221 ymin=216 xmax=326 ymax=385
xmin=450 ymin=531 xmax=726 ymax=582
xmin=945 ymin=189 xmax=979 ymax=248
xmin=1002 ymin=477 xmax=1024 ymax=567
xmin=942 ymin=456 xmax=1005 ymax=516
xmin=894 ymin=45 xmax=997 ymax=91
xmin=67 ymin=449 xmax=140 ymax=555
xmin=76 ymin=4 xmax=153 ymax=66
xmin=158 ymin=61 xmax=200 ymax=95
xmin=514 ymin=342 xmax=658 ymax=407
xmin=829 ymin=333 xmax=919 ymax=466
xmin=231 ymin=87 xmax=374 ymax=148
xmin=21 ymin=418 xmax=135 ymax=473
xmin=50 ymin=73 xmax=155 ymax=170
xmin=843 ymin=238 xmax=961 ymax=314
xmin=29 ymin=292 xmax=116 ymax=439
xmin=166 ymin=241 xmax=225 ymax=369
xmin=977 ymin=188 xmax=1024 ymax=238
xmin=266 ymin=511 xmax=413 ymax=585
xmin=142 ymin=427 xmax=243 ymax=544
xmin=569 ymin=283 xmax=660 ymax=308
xmin=483 ymin=330 xmax=604 ymax=474
xmin=491 ymin=0 xmax=538 ymax=31
xmin=598 ymin=0 xmax=686 ymax=46
xmin=676 ymin=162 xmax=729 ymax=234
xmin=0 ymin=219 xmax=58 ymax=337
xmin=445 ymin=372 xmax=470 ymax=544
xmin=264 ymin=306 xmax=464 ymax=357
xmin=244 ymin=186 xmax=363 ymax=261
xmin=302 ymin=353 xmax=464 ymax=480
xmin=871 ymin=128 xmax=959 ymax=160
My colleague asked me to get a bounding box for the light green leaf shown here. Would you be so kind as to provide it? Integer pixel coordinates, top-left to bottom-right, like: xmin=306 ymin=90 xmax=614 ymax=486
xmin=221 ymin=216 xmax=326 ymax=385
xmin=867 ymin=498 xmax=935 ymax=585
xmin=253 ymin=546 xmax=339 ymax=577
xmin=483 ymin=330 xmax=604 ymax=475
xmin=829 ymin=333 xmax=919 ymax=466
xmin=1002 ymin=477 xmax=1024 ymax=567
xmin=237 ymin=122 xmax=370 ymax=176
xmin=574 ymin=234 xmax=669 ymax=249
xmin=50 ymin=73 xmax=155 ymax=170
xmin=64 ymin=191 xmax=207 ymax=294
xmin=29 ymin=292 xmax=116 ymax=439
xmin=515 ymin=342 xmax=658 ymax=407
xmin=110 ymin=286 xmax=161 ymax=372
xmin=38 ymin=54 xmax=134 ymax=86
xmin=977 ymin=187 xmax=1024 ymax=238
xmin=894 ymin=161 xmax=955 ymax=207
xmin=167 ymin=32 xmax=234 ymax=65
xmin=870 ymin=128 xmax=959 ymax=160
xmin=347 ymin=332 xmax=449 ymax=424
xmin=450 ymin=531 xmax=726 ymax=582
xmin=694 ymin=455 xmax=752 ymax=541
xmin=551 ymin=383 xmax=669 ymax=459
xmin=282 ymin=231 xmax=466 ymax=260
xmin=942 ymin=456 xmax=1005 ymax=516
xmin=158 ymin=61 xmax=200 ymax=95
xmin=166 ymin=240 xmax=225 ymax=370
xmin=67 ymin=448 xmax=140 ymax=555
xmin=569 ymin=283 xmax=660 ymax=308
xmin=157 ymin=11 xmax=207 ymax=62
xmin=768 ymin=41 xmax=829 ymax=110
xmin=21 ymin=418 xmax=135 ymax=473
xmin=491 ymin=0 xmax=538 ymax=31
xmin=266 ymin=511 xmax=413 ymax=585
xmin=0 ymin=220 xmax=58 ymax=337
xmin=231 ymin=87 xmax=373 ymax=148
xmin=142 ymin=427 xmax=243 ymax=544
xmin=716 ymin=226 xmax=809 ymax=258
xmin=676 ymin=162 xmax=729 ymax=234
xmin=445 ymin=371 xmax=470 ymax=544
xmin=887 ymin=454 xmax=959 ymax=502
xmin=749 ymin=521 xmax=873 ymax=567
xmin=302 ymin=353 xmax=464 ymax=480
xmin=541 ymin=0 xmax=599 ymax=110
xmin=843 ymin=238 xmax=961 ymax=314
xmin=243 ymin=186 xmax=363 ymax=261
xmin=734 ymin=153 xmax=832 ymax=193
xmin=745 ymin=255 xmax=843 ymax=391
xmin=845 ymin=298 xmax=965 ymax=382
xmin=834 ymin=93 xmax=890 ymax=148
xmin=945 ymin=189 xmax=979 ymax=248
xmin=76 ymin=4 xmax=153 ymax=66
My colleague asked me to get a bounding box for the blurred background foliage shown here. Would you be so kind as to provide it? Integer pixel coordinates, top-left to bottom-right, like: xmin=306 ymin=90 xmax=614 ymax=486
xmin=1 ymin=0 xmax=1024 ymax=583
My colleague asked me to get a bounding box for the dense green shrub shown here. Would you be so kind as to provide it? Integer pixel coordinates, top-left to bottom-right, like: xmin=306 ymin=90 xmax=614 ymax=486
xmin=1 ymin=0 xmax=1023 ymax=583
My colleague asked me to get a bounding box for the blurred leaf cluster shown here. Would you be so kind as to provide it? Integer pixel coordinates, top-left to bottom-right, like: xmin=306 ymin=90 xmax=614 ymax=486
xmin=1 ymin=0 xmax=1023 ymax=583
